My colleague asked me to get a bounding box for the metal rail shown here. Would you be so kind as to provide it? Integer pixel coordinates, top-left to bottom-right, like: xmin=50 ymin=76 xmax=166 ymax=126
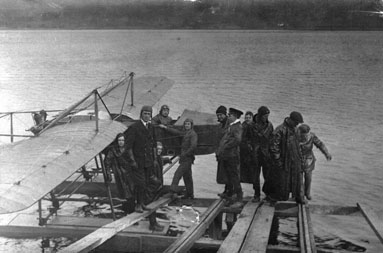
xmin=298 ymin=204 xmax=317 ymax=253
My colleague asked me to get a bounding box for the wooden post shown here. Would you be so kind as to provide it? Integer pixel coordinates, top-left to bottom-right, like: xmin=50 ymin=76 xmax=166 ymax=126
xmin=96 ymin=155 xmax=115 ymax=221
xmin=10 ymin=113 xmax=14 ymax=143
xmin=94 ymin=91 xmax=99 ymax=132
xmin=130 ymin=72 xmax=134 ymax=106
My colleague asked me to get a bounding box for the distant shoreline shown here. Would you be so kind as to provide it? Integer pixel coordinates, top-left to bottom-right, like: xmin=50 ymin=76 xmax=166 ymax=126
xmin=1 ymin=0 xmax=383 ymax=31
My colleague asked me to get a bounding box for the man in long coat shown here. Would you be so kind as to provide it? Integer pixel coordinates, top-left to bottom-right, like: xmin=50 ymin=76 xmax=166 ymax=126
xmin=215 ymin=106 xmax=232 ymax=197
xmin=126 ymin=105 xmax=163 ymax=231
xmin=216 ymin=107 xmax=243 ymax=207
xmin=269 ymin=111 xmax=304 ymax=203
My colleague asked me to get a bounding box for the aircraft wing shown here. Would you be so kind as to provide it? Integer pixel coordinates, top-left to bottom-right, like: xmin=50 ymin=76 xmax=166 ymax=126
xmin=87 ymin=76 xmax=174 ymax=120
xmin=0 ymin=119 xmax=126 ymax=214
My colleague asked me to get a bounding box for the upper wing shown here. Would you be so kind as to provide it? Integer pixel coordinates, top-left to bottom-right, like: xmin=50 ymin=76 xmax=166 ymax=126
xmin=0 ymin=119 xmax=126 ymax=214
xmin=91 ymin=76 xmax=174 ymax=120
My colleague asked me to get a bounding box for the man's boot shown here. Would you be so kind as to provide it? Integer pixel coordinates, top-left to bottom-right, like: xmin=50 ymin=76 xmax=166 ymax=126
xmin=230 ymin=192 xmax=243 ymax=209
xmin=149 ymin=213 xmax=164 ymax=232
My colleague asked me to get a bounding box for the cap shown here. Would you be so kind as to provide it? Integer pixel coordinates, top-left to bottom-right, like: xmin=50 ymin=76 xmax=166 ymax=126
xmin=229 ymin=107 xmax=244 ymax=118
xmin=290 ymin=111 xmax=304 ymax=123
xmin=216 ymin=105 xmax=227 ymax=115
xmin=257 ymin=106 xmax=270 ymax=117
xmin=298 ymin=124 xmax=310 ymax=134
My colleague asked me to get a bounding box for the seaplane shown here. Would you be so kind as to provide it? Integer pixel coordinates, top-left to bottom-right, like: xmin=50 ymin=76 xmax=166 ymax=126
xmin=1 ymin=73 xmax=383 ymax=252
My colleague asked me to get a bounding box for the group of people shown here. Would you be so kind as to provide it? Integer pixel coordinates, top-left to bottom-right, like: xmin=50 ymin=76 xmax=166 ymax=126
xmin=104 ymin=104 xmax=198 ymax=231
xmin=103 ymin=102 xmax=332 ymax=231
xmin=215 ymin=105 xmax=332 ymax=207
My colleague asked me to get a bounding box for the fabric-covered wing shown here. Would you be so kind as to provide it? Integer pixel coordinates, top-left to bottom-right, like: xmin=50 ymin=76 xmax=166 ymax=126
xmin=100 ymin=76 xmax=174 ymax=120
xmin=0 ymin=120 xmax=126 ymax=214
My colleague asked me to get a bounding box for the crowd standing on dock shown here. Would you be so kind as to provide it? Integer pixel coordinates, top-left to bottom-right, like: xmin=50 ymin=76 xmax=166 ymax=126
xmin=104 ymin=103 xmax=332 ymax=230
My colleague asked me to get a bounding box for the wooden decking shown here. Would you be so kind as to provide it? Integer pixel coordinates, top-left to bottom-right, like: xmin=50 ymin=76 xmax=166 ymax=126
xmin=1 ymin=198 xmax=383 ymax=253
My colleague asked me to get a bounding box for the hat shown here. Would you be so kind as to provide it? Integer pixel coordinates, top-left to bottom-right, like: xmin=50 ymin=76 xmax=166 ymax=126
xmin=229 ymin=107 xmax=243 ymax=118
xmin=160 ymin=104 xmax=169 ymax=111
xmin=258 ymin=106 xmax=270 ymax=117
xmin=298 ymin=124 xmax=310 ymax=134
xmin=141 ymin=105 xmax=153 ymax=114
xmin=184 ymin=118 xmax=194 ymax=127
xmin=216 ymin=105 xmax=227 ymax=115
xmin=290 ymin=111 xmax=303 ymax=123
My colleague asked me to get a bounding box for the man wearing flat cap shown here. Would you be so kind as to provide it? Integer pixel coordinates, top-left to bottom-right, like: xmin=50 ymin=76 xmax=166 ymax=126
xmin=216 ymin=107 xmax=244 ymax=208
xmin=269 ymin=111 xmax=304 ymax=203
xmin=126 ymin=105 xmax=163 ymax=231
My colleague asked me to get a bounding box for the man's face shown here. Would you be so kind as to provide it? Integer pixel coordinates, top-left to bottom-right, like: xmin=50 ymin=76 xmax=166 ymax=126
xmin=184 ymin=121 xmax=192 ymax=130
xmin=141 ymin=111 xmax=151 ymax=122
xmin=261 ymin=113 xmax=269 ymax=123
xmin=216 ymin=113 xmax=226 ymax=123
xmin=244 ymin=114 xmax=252 ymax=124
xmin=161 ymin=107 xmax=169 ymax=117
xmin=228 ymin=113 xmax=237 ymax=123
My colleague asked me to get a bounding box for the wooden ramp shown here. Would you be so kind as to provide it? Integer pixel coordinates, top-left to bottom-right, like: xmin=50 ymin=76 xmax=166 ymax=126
xmin=358 ymin=202 xmax=383 ymax=244
xmin=60 ymin=194 xmax=175 ymax=253
xmin=218 ymin=201 xmax=275 ymax=253
xmin=164 ymin=199 xmax=225 ymax=253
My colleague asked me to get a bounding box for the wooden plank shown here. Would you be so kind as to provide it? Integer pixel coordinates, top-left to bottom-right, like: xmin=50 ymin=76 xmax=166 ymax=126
xmin=60 ymin=195 xmax=175 ymax=253
xmin=240 ymin=203 xmax=275 ymax=253
xmin=305 ymin=205 xmax=317 ymax=253
xmin=357 ymin=202 xmax=383 ymax=244
xmin=217 ymin=201 xmax=261 ymax=253
xmin=164 ymin=199 xmax=225 ymax=253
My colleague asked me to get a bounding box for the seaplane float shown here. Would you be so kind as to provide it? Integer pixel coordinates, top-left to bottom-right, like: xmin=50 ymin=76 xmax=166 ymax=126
xmin=0 ymin=72 xmax=382 ymax=253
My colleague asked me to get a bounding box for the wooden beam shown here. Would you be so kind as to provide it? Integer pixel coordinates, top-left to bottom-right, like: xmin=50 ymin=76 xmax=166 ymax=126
xmin=217 ymin=201 xmax=261 ymax=253
xmin=240 ymin=203 xmax=275 ymax=253
xmin=357 ymin=202 xmax=383 ymax=244
xmin=60 ymin=194 xmax=175 ymax=253
xmin=164 ymin=199 xmax=225 ymax=253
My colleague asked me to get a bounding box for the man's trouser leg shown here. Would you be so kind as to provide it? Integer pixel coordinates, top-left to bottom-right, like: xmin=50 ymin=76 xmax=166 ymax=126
xmin=171 ymin=163 xmax=186 ymax=193
xmin=227 ymin=159 xmax=242 ymax=200
xmin=182 ymin=161 xmax=194 ymax=197
xmin=133 ymin=167 xmax=147 ymax=206
xmin=304 ymin=170 xmax=312 ymax=197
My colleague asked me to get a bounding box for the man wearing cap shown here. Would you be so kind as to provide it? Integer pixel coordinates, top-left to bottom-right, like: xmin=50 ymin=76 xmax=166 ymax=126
xmin=126 ymin=105 xmax=163 ymax=231
xmin=152 ymin=104 xmax=173 ymax=125
xmin=216 ymin=107 xmax=244 ymax=208
xmin=269 ymin=111 xmax=304 ymax=203
xmin=215 ymin=105 xmax=232 ymax=197
xmin=246 ymin=106 xmax=274 ymax=202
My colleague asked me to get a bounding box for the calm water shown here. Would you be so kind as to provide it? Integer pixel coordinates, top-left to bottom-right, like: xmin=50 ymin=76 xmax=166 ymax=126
xmin=0 ymin=30 xmax=382 ymax=251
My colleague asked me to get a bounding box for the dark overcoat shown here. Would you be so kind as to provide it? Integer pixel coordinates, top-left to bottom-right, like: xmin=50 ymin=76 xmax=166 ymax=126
xmin=269 ymin=118 xmax=302 ymax=201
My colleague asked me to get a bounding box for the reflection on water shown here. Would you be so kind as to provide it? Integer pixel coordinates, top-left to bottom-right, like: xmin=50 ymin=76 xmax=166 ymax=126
xmin=269 ymin=216 xmax=366 ymax=252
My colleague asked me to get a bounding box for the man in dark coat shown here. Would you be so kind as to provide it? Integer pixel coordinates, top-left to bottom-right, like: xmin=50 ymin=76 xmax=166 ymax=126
xmin=216 ymin=107 xmax=243 ymax=208
xmin=269 ymin=111 xmax=304 ymax=203
xmin=126 ymin=105 xmax=163 ymax=231
xmin=252 ymin=106 xmax=274 ymax=202
xmin=215 ymin=106 xmax=232 ymax=198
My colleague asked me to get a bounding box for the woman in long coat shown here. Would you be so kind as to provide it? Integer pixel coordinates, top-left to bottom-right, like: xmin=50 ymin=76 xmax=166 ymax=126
xmin=104 ymin=133 xmax=135 ymax=212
